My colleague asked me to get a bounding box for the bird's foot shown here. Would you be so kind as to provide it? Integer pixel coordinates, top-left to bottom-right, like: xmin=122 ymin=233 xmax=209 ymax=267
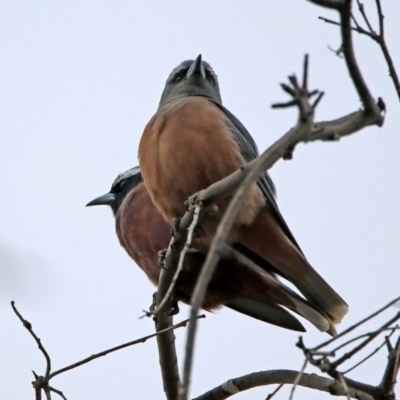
xmin=170 ymin=298 xmax=180 ymax=316
xmin=147 ymin=291 xmax=180 ymax=322
xmin=158 ymin=249 xmax=167 ymax=268
xmin=170 ymin=218 xmax=182 ymax=243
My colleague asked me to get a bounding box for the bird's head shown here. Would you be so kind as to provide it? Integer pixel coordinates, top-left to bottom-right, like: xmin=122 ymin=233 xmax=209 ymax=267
xmin=159 ymin=54 xmax=222 ymax=107
xmin=86 ymin=166 xmax=143 ymax=216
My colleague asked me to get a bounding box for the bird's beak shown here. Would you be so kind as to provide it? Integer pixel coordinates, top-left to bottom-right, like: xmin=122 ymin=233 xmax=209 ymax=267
xmin=86 ymin=192 xmax=116 ymax=207
xmin=186 ymin=54 xmax=206 ymax=79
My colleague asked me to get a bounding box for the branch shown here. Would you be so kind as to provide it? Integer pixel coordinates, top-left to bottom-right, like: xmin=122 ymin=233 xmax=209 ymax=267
xmin=313 ymin=295 xmax=400 ymax=351
xmin=153 ymin=207 xmax=207 ymax=399
xmin=379 ymin=335 xmax=400 ymax=398
xmin=330 ymin=312 xmax=400 ymax=368
xmin=311 ymin=0 xmax=384 ymax=120
xmin=49 ymin=314 xmax=205 ymax=379
xmin=154 ymin=315 xmax=182 ymax=400
xmin=342 ymin=331 xmax=395 ymax=374
xmin=294 ymin=302 xmax=400 ymax=399
xmin=11 ymin=301 xmax=51 ymax=382
xmin=12 ymin=300 xmax=203 ymax=399
xmin=318 ymin=0 xmax=400 ymax=103
xmin=192 ymin=369 xmax=373 ymax=400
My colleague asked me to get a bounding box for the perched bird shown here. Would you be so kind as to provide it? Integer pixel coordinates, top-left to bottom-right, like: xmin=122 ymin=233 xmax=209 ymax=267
xmin=86 ymin=167 xmax=340 ymax=334
xmin=138 ymin=55 xmax=348 ymax=335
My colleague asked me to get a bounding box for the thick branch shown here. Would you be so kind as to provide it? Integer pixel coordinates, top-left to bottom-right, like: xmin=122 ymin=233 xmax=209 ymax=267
xmin=192 ymin=370 xmax=373 ymax=400
xmin=308 ymin=110 xmax=382 ymax=142
xmin=155 ymin=315 xmax=181 ymax=400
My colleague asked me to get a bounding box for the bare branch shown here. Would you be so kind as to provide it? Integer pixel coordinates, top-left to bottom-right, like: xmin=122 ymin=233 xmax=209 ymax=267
xmin=32 ymin=378 xmax=42 ymax=400
xmin=338 ymin=373 xmax=351 ymax=400
xmin=49 ymin=315 xmax=205 ymax=379
xmin=155 ymin=203 xmax=202 ymax=313
xmin=356 ymin=0 xmax=375 ymax=34
xmin=11 ymin=301 xmax=51 ymax=381
xmin=288 ymin=359 xmax=308 ymax=400
xmin=192 ymin=369 xmax=373 ymax=400
xmin=44 ymin=388 xmax=51 ymax=400
xmin=155 ymin=315 xmax=181 ymax=400
xmin=48 ymin=387 xmax=67 ymax=400
xmin=13 ymin=298 xmax=203 ymax=400
xmin=265 ymin=383 xmax=284 ymax=400
xmin=331 ymin=326 xmax=400 ymax=353
xmin=379 ymin=335 xmax=400 ymax=398
xmin=339 ymin=0 xmax=382 ymax=118
xmin=313 ymin=295 xmax=400 ymax=351
xmin=293 ymin=308 xmax=400 ymax=400
xmin=342 ymin=329 xmax=397 ymax=374
xmin=319 ymin=0 xmax=400 ymax=103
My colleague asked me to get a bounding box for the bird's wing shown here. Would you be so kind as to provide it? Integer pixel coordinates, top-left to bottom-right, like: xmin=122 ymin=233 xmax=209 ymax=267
xmin=209 ymin=99 xmax=303 ymax=254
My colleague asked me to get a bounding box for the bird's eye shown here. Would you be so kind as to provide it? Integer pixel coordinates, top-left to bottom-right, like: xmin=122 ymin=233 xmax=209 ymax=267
xmin=175 ymin=75 xmax=182 ymax=83
xmin=119 ymin=180 xmax=126 ymax=189
xmin=206 ymin=73 xmax=215 ymax=85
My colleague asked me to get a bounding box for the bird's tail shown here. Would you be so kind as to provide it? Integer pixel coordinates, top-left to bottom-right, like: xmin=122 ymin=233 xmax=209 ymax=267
xmin=239 ymin=211 xmax=348 ymax=332
xmin=229 ymin=250 xmax=339 ymax=336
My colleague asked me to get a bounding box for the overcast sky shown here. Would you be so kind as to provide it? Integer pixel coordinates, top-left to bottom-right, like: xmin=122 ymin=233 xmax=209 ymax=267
xmin=1 ymin=1 xmax=400 ymax=399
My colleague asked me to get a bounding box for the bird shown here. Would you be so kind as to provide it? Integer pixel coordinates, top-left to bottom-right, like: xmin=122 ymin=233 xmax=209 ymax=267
xmin=86 ymin=167 xmax=342 ymax=334
xmin=138 ymin=55 xmax=348 ymax=335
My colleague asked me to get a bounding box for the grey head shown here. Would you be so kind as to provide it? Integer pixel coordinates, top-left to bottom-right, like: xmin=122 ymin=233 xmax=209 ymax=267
xmin=86 ymin=167 xmax=143 ymax=216
xmin=159 ymin=54 xmax=222 ymax=107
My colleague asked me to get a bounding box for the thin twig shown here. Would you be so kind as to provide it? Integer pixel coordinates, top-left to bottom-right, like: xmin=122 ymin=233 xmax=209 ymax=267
xmin=265 ymin=383 xmax=284 ymax=400
xmin=155 ymin=203 xmax=202 ymax=314
xmin=338 ymin=372 xmax=351 ymax=400
xmin=288 ymin=359 xmax=308 ymax=400
xmin=313 ymin=295 xmax=400 ymax=350
xmin=49 ymin=315 xmax=205 ymax=379
xmin=48 ymin=387 xmax=67 ymax=400
xmin=331 ymin=326 xmax=400 ymax=353
xmin=356 ymin=0 xmax=374 ymax=34
xmin=342 ymin=329 xmax=396 ymax=374
xmin=331 ymin=312 xmax=400 ymax=368
xmin=297 ymin=337 xmax=379 ymax=397
xmin=11 ymin=301 xmax=51 ymax=381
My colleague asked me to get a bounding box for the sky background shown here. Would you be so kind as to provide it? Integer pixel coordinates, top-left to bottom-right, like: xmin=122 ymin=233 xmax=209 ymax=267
xmin=1 ymin=1 xmax=400 ymax=399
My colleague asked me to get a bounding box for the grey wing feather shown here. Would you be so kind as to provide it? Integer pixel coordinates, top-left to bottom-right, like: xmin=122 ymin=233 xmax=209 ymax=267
xmin=209 ymin=100 xmax=303 ymax=254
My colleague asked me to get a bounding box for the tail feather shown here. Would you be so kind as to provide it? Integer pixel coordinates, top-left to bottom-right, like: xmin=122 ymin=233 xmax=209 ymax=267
xmin=240 ymin=211 xmax=349 ymax=328
xmin=293 ymin=261 xmax=349 ymax=325
xmin=227 ymin=298 xmax=306 ymax=332
xmin=231 ymin=247 xmax=339 ymax=336
xmin=283 ymin=290 xmax=336 ymax=335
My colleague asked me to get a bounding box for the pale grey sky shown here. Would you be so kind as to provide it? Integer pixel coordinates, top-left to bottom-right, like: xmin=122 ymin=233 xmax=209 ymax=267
xmin=1 ymin=1 xmax=400 ymax=399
